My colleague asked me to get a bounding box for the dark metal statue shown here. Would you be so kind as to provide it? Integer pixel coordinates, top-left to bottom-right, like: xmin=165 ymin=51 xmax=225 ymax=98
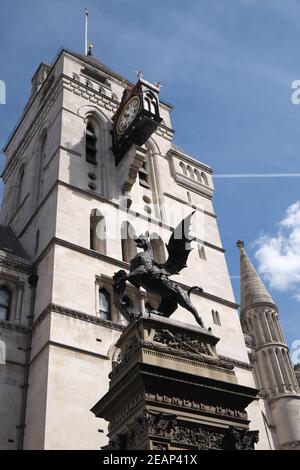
xmin=113 ymin=212 xmax=205 ymax=327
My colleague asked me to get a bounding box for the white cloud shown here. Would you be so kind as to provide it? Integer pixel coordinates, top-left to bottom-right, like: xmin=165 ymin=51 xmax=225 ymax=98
xmin=255 ymin=202 xmax=300 ymax=299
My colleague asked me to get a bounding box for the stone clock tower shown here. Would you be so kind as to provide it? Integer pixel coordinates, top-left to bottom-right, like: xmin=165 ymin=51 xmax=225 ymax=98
xmin=0 ymin=48 xmax=296 ymax=450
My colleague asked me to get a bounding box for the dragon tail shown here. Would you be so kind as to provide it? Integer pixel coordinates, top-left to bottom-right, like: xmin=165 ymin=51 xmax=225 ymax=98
xmin=187 ymin=286 xmax=203 ymax=297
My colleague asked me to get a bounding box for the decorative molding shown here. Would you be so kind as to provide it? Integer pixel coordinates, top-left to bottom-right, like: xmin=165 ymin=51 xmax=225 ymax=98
xmin=63 ymin=75 xmax=118 ymax=113
xmin=110 ymin=410 xmax=258 ymax=450
xmin=0 ymin=319 xmax=29 ymax=334
xmin=163 ymin=191 xmax=217 ymax=218
xmin=219 ymin=355 xmax=252 ymax=371
xmin=144 ymin=392 xmax=248 ymax=421
xmin=203 ymin=240 xmax=225 ymax=253
xmin=228 ymin=426 xmax=259 ymax=450
xmin=153 ymin=329 xmax=216 ymax=357
xmin=0 ymin=253 xmax=32 ymax=275
xmin=55 ymin=238 xmax=129 ymax=269
xmin=33 ymin=302 xmax=124 ymax=332
xmin=109 ymin=390 xmax=145 ymax=431
xmin=155 ymin=123 xmax=174 ymax=142
xmin=109 ymin=330 xmax=235 ymax=380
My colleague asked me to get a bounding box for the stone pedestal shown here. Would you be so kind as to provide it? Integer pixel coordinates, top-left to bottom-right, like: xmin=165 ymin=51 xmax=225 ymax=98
xmin=91 ymin=314 xmax=259 ymax=450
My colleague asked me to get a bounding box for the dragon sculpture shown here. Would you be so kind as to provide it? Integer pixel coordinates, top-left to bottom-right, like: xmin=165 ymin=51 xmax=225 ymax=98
xmin=113 ymin=212 xmax=205 ymax=327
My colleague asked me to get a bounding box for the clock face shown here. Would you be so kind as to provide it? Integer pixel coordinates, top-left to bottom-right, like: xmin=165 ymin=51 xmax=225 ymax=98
xmin=116 ymin=96 xmax=140 ymax=135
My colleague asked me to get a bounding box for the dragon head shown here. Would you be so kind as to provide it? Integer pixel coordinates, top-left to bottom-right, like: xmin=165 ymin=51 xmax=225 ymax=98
xmin=134 ymin=232 xmax=150 ymax=250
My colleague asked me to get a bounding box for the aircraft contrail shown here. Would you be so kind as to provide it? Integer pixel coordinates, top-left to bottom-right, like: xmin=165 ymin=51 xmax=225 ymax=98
xmin=214 ymin=173 xmax=300 ymax=178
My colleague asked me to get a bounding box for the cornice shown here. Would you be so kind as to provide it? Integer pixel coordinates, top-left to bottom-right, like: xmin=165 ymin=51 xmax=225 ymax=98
xmin=0 ymin=252 xmax=32 ymax=275
xmin=33 ymin=302 xmax=124 ymax=332
xmin=163 ymin=191 xmax=217 ymax=218
xmin=204 ymin=241 xmax=225 ymax=253
xmin=219 ymin=355 xmax=252 ymax=371
xmin=0 ymin=319 xmax=29 ymax=334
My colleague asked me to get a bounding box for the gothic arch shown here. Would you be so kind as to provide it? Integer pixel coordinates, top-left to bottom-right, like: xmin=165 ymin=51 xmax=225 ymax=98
xmin=194 ymin=168 xmax=201 ymax=181
xmin=179 ymin=162 xmax=187 ymax=175
xmin=150 ymin=233 xmax=166 ymax=263
xmin=90 ymin=209 xmax=107 ymax=254
xmin=201 ymin=171 xmax=208 ymax=185
xmin=121 ymin=221 xmax=137 ymax=263
xmin=77 ymin=105 xmax=111 ymax=130
xmin=146 ymin=136 xmax=161 ymax=156
xmin=186 ymin=165 xmax=194 ymax=179
xmin=78 ymin=106 xmax=113 ymax=197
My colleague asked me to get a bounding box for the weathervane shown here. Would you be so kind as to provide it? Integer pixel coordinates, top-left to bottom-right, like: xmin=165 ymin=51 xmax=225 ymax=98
xmin=136 ymin=69 xmax=143 ymax=80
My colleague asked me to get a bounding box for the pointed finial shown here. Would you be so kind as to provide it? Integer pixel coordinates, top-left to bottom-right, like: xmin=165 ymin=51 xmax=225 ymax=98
xmin=87 ymin=43 xmax=93 ymax=56
xmin=154 ymin=81 xmax=162 ymax=90
xmin=136 ymin=69 xmax=143 ymax=80
xmin=237 ymin=240 xmax=245 ymax=249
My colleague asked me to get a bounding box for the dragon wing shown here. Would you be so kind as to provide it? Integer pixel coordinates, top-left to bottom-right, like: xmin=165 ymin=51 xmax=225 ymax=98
xmin=163 ymin=211 xmax=195 ymax=276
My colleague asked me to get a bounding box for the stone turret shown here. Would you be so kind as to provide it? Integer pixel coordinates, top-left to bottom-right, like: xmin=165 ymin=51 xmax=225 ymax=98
xmin=237 ymin=241 xmax=300 ymax=450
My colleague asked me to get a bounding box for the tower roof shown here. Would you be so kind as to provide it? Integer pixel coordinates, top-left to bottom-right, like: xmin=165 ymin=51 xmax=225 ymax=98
xmin=0 ymin=225 xmax=28 ymax=259
xmin=237 ymin=240 xmax=276 ymax=314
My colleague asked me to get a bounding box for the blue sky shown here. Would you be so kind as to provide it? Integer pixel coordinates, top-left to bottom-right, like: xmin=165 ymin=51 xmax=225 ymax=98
xmin=0 ymin=0 xmax=300 ymax=359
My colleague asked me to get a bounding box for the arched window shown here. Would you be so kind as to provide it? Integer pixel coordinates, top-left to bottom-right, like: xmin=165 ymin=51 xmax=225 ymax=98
xmin=144 ymin=92 xmax=158 ymax=115
xmin=86 ymin=122 xmax=97 ymax=164
xmin=198 ymin=244 xmax=206 ymax=260
xmin=212 ymin=310 xmax=221 ymax=326
xmin=0 ymin=286 xmax=11 ymax=321
xmin=201 ymin=172 xmax=208 ymax=185
xmin=194 ymin=169 xmax=201 ymax=181
xmin=90 ymin=209 xmax=106 ymax=254
xmin=99 ymin=288 xmax=111 ymax=321
xmin=186 ymin=165 xmax=194 ymax=179
xmin=72 ymin=73 xmax=80 ymax=82
xmin=150 ymin=234 xmax=166 ymax=264
xmin=86 ymin=79 xmax=93 ymax=89
xmin=17 ymin=166 xmax=25 ymax=207
xmin=111 ymin=93 xmax=118 ymax=102
xmin=139 ymin=158 xmax=151 ymax=188
xmin=179 ymin=162 xmax=187 ymax=176
xmin=121 ymin=222 xmax=137 ymax=262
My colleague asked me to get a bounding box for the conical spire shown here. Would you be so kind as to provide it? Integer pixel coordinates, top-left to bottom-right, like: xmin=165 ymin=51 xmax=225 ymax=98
xmin=237 ymin=240 xmax=276 ymax=314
